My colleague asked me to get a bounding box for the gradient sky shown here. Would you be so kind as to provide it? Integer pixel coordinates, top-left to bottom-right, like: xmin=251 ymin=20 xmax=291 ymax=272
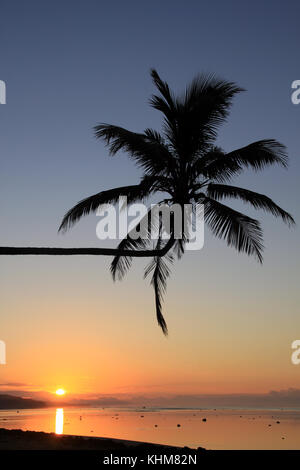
xmin=1 ymin=0 xmax=299 ymax=403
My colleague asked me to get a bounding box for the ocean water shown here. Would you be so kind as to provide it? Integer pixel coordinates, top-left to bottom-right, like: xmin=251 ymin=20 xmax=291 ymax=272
xmin=0 ymin=407 xmax=300 ymax=450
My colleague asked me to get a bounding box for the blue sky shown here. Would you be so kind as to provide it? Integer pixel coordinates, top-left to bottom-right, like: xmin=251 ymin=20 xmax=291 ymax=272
xmin=1 ymin=0 xmax=299 ymax=245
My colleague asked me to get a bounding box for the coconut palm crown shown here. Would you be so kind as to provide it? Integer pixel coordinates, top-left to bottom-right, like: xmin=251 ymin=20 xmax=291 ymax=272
xmin=59 ymin=69 xmax=295 ymax=335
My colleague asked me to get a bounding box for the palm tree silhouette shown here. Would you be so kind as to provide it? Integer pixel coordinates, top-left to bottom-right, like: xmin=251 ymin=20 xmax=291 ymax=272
xmin=0 ymin=70 xmax=295 ymax=334
xmin=56 ymin=70 xmax=294 ymax=334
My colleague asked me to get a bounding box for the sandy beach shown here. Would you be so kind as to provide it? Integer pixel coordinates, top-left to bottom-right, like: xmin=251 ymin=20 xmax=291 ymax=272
xmin=0 ymin=427 xmax=203 ymax=452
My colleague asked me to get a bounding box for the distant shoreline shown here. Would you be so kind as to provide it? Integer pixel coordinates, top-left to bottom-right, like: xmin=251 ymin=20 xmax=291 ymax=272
xmin=2 ymin=390 xmax=300 ymax=411
xmin=0 ymin=394 xmax=46 ymax=410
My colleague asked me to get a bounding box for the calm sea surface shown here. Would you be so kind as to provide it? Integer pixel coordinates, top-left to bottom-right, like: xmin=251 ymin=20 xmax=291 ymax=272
xmin=1 ymin=407 xmax=300 ymax=449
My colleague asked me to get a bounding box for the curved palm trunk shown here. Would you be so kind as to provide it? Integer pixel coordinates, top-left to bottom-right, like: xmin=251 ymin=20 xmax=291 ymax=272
xmin=0 ymin=237 xmax=175 ymax=257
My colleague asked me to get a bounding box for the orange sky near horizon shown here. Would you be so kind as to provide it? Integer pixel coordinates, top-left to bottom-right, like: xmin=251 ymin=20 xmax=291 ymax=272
xmin=1 ymin=234 xmax=299 ymax=400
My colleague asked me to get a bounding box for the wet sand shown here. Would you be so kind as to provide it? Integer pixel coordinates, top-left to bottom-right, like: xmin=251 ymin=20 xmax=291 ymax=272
xmin=0 ymin=427 xmax=202 ymax=451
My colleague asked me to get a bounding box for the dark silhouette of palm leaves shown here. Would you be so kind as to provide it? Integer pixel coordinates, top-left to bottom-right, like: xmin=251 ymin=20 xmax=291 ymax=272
xmin=59 ymin=69 xmax=295 ymax=334
xmin=144 ymin=242 xmax=174 ymax=335
xmin=59 ymin=177 xmax=156 ymax=233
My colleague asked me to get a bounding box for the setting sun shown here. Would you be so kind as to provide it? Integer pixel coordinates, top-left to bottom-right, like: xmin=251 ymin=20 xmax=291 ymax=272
xmin=55 ymin=389 xmax=66 ymax=396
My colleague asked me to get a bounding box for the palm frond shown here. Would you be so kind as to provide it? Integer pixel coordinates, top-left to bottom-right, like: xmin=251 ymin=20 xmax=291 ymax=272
xmin=227 ymin=140 xmax=288 ymax=170
xmin=150 ymin=71 xmax=243 ymax=157
xmin=149 ymin=70 xmax=180 ymax=151
xmin=110 ymin=205 xmax=161 ymax=281
xmin=183 ymin=74 xmax=243 ymax=112
xmin=176 ymin=75 xmax=243 ymax=156
xmin=110 ymin=235 xmax=149 ymax=281
xmin=172 ymin=238 xmax=185 ymax=259
xmin=144 ymin=237 xmax=174 ymax=335
xmin=150 ymin=69 xmax=176 ymax=110
xmin=207 ymin=184 xmax=295 ymax=226
xmin=143 ymin=128 xmax=167 ymax=147
xmin=202 ymin=196 xmax=264 ymax=263
xmin=201 ymin=140 xmax=287 ymax=181
xmin=94 ymin=124 xmax=175 ymax=175
xmin=194 ymin=146 xmax=241 ymax=182
xmin=59 ymin=182 xmax=154 ymax=233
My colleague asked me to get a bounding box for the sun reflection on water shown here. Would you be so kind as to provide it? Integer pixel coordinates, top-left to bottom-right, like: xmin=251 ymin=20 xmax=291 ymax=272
xmin=55 ymin=408 xmax=64 ymax=435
